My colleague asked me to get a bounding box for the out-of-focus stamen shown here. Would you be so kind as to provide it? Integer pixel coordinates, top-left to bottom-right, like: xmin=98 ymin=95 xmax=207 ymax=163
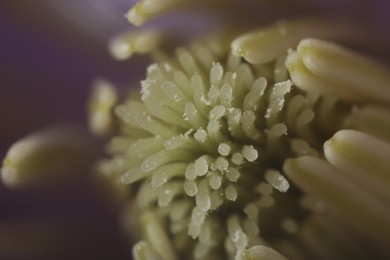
xmin=231 ymin=19 xmax=362 ymax=64
xmin=295 ymin=38 xmax=390 ymax=103
xmin=88 ymin=79 xmax=118 ymax=136
xmin=342 ymin=105 xmax=390 ymax=143
xmin=126 ymin=0 xmax=183 ymax=26
xmin=324 ymin=129 xmax=390 ymax=203
xmin=284 ymin=156 xmax=390 ymax=248
xmin=109 ymin=29 xmax=163 ymax=60
xmin=141 ymin=210 xmax=179 ymax=260
xmin=132 ymin=240 xmax=164 ymax=260
xmin=1 ymin=128 xmax=96 ymax=188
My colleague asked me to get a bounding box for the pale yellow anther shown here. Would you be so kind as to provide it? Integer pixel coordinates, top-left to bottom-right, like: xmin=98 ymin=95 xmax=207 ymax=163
xmin=126 ymin=2 xmax=147 ymax=26
xmin=1 ymin=128 xmax=95 ymax=188
xmin=284 ymin=156 xmax=390 ymax=246
xmin=231 ymin=19 xmax=359 ymax=64
xmin=88 ymin=79 xmax=117 ymax=136
xmin=126 ymin=0 xmax=182 ymax=26
xmin=109 ymin=29 xmax=161 ymax=60
xmin=285 ymin=50 xmax=352 ymax=99
xmin=297 ymin=38 xmax=390 ymax=104
xmin=324 ymin=129 xmax=390 ymax=203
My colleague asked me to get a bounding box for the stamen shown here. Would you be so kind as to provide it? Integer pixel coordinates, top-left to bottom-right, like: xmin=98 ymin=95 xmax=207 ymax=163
xmin=231 ymin=19 xmax=360 ymax=64
xmin=88 ymin=79 xmax=117 ymax=136
xmin=132 ymin=240 xmax=164 ymax=260
xmin=342 ymin=105 xmax=390 ymax=143
xmin=297 ymin=38 xmax=390 ymax=104
xmin=1 ymin=128 xmax=94 ymax=188
xmin=324 ymin=130 xmax=390 ymax=202
xmin=109 ymin=29 xmax=162 ymax=60
xmin=126 ymin=0 xmax=183 ymax=26
xmin=141 ymin=210 xmax=179 ymax=260
xmin=284 ymin=156 xmax=390 ymax=248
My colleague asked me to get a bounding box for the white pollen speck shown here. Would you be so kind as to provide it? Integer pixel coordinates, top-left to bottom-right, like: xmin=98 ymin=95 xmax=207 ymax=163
xmin=265 ymin=170 xmax=289 ymax=192
xmin=184 ymin=128 xmax=194 ymax=137
xmin=183 ymin=112 xmax=189 ymax=121
xmin=200 ymin=96 xmax=211 ymax=106
xmin=269 ymin=123 xmax=288 ymax=137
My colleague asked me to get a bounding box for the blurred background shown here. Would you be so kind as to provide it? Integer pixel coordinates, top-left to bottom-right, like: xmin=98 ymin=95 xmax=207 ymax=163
xmin=0 ymin=1 xmax=141 ymax=259
xmin=0 ymin=0 xmax=389 ymax=259
xmin=0 ymin=0 xmax=143 ymax=156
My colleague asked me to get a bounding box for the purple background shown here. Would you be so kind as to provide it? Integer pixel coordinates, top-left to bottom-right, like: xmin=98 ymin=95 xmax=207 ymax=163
xmin=0 ymin=2 xmax=140 ymax=259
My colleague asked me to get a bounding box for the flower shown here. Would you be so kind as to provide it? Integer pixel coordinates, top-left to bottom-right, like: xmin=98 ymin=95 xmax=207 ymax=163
xmin=99 ymin=1 xmax=390 ymax=259
xmin=2 ymin=0 xmax=390 ymax=260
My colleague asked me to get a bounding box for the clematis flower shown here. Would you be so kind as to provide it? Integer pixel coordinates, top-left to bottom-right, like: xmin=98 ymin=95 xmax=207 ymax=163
xmin=2 ymin=0 xmax=390 ymax=260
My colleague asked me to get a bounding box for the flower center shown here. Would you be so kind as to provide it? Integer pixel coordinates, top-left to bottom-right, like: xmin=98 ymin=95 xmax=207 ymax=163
xmin=102 ymin=39 xmax=352 ymax=258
